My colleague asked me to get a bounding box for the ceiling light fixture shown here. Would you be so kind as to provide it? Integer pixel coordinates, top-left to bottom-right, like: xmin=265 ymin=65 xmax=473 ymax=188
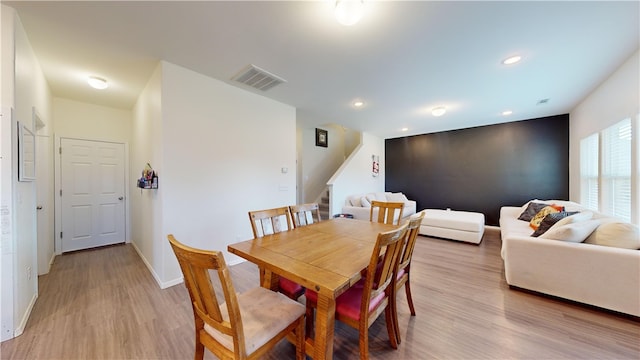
xmin=502 ymin=55 xmax=522 ymax=65
xmin=502 ymin=110 xmax=513 ymax=116
xmin=87 ymin=76 xmax=108 ymax=90
xmin=401 ymin=127 xmax=408 ymax=132
xmin=353 ymin=100 xmax=365 ymax=108
xmin=431 ymin=106 xmax=447 ymax=117
xmin=335 ymin=0 xmax=364 ymax=26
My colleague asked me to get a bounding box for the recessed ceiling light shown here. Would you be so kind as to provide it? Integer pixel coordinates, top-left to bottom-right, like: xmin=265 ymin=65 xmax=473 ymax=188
xmin=335 ymin=0 xmax=364 ymax=26
xmin=401 ymin=127 xmax=408 ymax=132
xmin=88 ymin=76 xmax=108 ymax=89
xmin=431 ymin=106 xmax=446 ymax=117
xmin=353 ymin=100 xmax=364 ymax=107
xmin=502 ymin=110 xmax=513 ymax=116
xmin=502 ymin=55 xmax=522 ymax=65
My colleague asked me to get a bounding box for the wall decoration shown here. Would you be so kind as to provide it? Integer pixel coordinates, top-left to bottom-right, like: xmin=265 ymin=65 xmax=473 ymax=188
xmin=315 ymin=128 xmax=328 ymax=147
xmin=137 ymin=163 xmax=158 ymax=189
xmin=372 ymin=154 xmax=379 ymax=177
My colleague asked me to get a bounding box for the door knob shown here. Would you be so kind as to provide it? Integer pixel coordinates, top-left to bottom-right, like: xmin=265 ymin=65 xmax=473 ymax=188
xmin=118 ymin=196 xmax=124 ymax=200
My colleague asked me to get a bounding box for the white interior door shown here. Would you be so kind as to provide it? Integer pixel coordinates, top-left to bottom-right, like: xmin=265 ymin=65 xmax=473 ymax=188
xmin=60 ymin=138 xmax=125 ymax=252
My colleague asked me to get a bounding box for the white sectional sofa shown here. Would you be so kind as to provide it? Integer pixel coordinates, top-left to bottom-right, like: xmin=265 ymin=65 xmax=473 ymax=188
xmin=342 ymin=192 xmax=416 ymax=221
xmin=500 ymin=200 xmax=640 ymax=316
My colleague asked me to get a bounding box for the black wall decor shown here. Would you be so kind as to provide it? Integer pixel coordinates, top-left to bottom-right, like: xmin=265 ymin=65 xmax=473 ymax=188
xmin=385 ymin=114 xmax=570 ymax=225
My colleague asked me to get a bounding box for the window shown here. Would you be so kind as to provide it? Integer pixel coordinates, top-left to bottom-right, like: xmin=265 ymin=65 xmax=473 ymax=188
xmin=580 ymin=118 xmax=637 ymax=224
xmin=601 ymin=118 xmax=632 ymax=222
xmin=580 ymin=133 xmax=599 ymax=211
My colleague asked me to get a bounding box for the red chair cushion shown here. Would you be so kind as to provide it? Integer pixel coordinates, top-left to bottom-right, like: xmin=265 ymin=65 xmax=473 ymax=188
xmin=305 ymin=280 xmax=386 ymax=321
xmin=279 ymin=277 xmax=304 ymax=299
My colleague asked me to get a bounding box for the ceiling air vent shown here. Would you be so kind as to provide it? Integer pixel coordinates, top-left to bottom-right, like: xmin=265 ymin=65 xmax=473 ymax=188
xmin=231 ymin=64 xmax=286 ymax=91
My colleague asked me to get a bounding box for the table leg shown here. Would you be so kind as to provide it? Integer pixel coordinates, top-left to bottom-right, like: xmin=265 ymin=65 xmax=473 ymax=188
xmin=313 ymin=294 xmax=336 ymax=360
xmin=260 ymin=267 xmax=280 ymax=291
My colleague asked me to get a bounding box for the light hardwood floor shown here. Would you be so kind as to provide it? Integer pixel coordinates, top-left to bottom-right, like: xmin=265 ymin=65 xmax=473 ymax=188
xmin=2 ymin=227 xmax=638 ymax=359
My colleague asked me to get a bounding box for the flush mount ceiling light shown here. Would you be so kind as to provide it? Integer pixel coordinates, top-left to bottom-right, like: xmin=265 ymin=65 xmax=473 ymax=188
xmin=87 ymin=76 xmax=108 ymax=90
xmin=502 ymin=55 xmax=522 ymax=65
xmin=335 ymin=0 xmax=364 ymax=26
xmin=431 ymin=106 xmax=447 ymax=117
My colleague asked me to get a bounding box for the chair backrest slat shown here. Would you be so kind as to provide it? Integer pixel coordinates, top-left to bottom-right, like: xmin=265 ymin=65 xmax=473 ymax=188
xmin=289 ymin=203 xmax=321 ymax=228
xmin=361 ymin=223 xmax=408 ymax=319
xmin=167 ymin=235 xmax=246 ymax=354
xmin=370 ymin=200 xmax=405 ymax=225
xmin=398 ymin=212 xmax=425 ymax=272
xmin=248 ymin=207 xmax=293 ymax=238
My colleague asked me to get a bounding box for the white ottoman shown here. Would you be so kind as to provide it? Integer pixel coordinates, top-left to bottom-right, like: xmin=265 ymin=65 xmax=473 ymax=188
xmin=419 ymin=209 xmax=485 ymax=244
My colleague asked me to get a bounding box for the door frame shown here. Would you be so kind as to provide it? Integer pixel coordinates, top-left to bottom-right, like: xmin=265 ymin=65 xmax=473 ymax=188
xmin=54 ymin=135 xmax=130 ymax=255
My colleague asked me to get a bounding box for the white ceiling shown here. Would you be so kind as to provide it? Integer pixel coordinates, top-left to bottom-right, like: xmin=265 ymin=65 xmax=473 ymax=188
xmin=6 ymin=1 xmax=639 ymax=139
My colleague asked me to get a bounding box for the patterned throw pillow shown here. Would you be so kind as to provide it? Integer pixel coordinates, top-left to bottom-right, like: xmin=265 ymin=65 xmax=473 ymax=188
xmin=531 ymin=211 xmax=579 ymax=237
xmin=518 ymin=202 xmax=548 ymax=221
xmin=529 ymin=205 xmax=564 ymax=230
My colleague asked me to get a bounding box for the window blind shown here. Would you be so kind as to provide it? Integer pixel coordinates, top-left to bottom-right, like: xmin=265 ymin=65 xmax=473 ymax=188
xmin=601 ymin=118 xmax=631 ymax=222
xmin=580 ymin=133 xmax=599 ymax=211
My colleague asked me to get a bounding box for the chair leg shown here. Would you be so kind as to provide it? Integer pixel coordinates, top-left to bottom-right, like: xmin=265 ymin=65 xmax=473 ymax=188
xmin=194 ymin=319 xmax=205 ymax=360
xmin=391 ymin=291 xmax=401 ymax=345
xmin=359 ymin=325 xmax=370 ymax=360
xmin=405 ymin=278 xmax=416 ymax=316
xmin=385 ymin=305 xmax=399 ymax=350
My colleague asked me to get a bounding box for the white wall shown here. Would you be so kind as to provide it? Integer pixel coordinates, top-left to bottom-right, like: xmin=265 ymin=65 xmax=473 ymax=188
xmin=15 ymin=24 xmax=54 ymax=279
xmin=569 ymin=50 xmax=639 ymax=208
xmin=53 ymin=97 xmax=132 ymax=143
xmin=1 ymin=8 xmax=53 ymax=340
xmin=130 ymin=63 xmax=164 ymax=286
xmin=299 ymin=124 xmax=348 ymax=204
xmin=130 ymin=61 xmax=297 ymax=288
xmin=52 ymin=98 xmax=132 ymax=254
xmin=328 ymin=132 xmax=385 ymax=216
xmin=0 ymin=4 xmax=17 ymax=342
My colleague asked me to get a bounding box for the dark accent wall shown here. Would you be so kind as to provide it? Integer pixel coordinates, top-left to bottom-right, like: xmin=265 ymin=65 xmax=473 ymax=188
xmin=386 ymin=115 xmax=569 ymax=226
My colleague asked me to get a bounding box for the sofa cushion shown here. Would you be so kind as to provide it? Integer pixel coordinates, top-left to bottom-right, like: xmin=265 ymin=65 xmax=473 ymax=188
xmin=348 ymin=195 xmax=362 ymax=207
xmin=386 ymin=192 xmax=408 ymax=203
xmin=360 ymin=195 xmax=371 ymax=207
xmin=531 ymin=211 xmax=579 ymax=237
xmin=540 ymin=219 xmax=600 ymax=242
xmin=551 ymin=211 xmax=593 ymax=228
xmin=584 ymin=222 xmax=640 ymax=249
xmin=529 ymin=205 xmax=563 ymax=230
xmin=374 ymin=192 xmax=387 ymax=201
xmin=518 ymin=201 xmax=548 ymax=221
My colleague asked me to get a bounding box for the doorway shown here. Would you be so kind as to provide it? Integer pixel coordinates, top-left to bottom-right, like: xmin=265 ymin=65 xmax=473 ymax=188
xmin=58 ymin=138 xmax=126 ymax=252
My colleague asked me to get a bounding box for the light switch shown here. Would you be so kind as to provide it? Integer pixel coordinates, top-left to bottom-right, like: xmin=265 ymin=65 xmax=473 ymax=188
xmin=281 ymin=167 xmax=288 ymax=174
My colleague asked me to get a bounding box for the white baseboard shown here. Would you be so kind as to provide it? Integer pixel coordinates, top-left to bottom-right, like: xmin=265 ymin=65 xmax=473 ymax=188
xmin=13 ymin=292 xmax=37 ymax=337
xmin=130 ymin=242 xmax=183 ymax=290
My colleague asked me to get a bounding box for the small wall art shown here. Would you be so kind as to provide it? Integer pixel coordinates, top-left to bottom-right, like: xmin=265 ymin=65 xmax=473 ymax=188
xmin=372 ymin=154 xmax=379 ymax=177
xmin=315 ymin=128 xmax=328 ymax=147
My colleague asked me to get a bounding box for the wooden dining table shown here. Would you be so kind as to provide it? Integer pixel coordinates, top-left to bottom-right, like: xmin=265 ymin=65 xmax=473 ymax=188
xmin=227 ymin=217 xmax=397 ymax=360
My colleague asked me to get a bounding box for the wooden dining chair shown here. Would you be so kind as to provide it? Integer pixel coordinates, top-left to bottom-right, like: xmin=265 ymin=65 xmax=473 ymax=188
xmin=248 ymin=206 xmax=293 ymax=238
xmin=304 ymin=222 xmax=409 ymax=360
xmin=248 ymin=207 xmax=305 ymax=300
xmin=391 ymin=211 xmax=425 ymax=344
xmin=289 ymin=203 xmax=321 ymax=228
xmin=167 ymin=235 xmax=305 ymax=360
xmin=370 ymin=200 xmax=405 ymax=225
